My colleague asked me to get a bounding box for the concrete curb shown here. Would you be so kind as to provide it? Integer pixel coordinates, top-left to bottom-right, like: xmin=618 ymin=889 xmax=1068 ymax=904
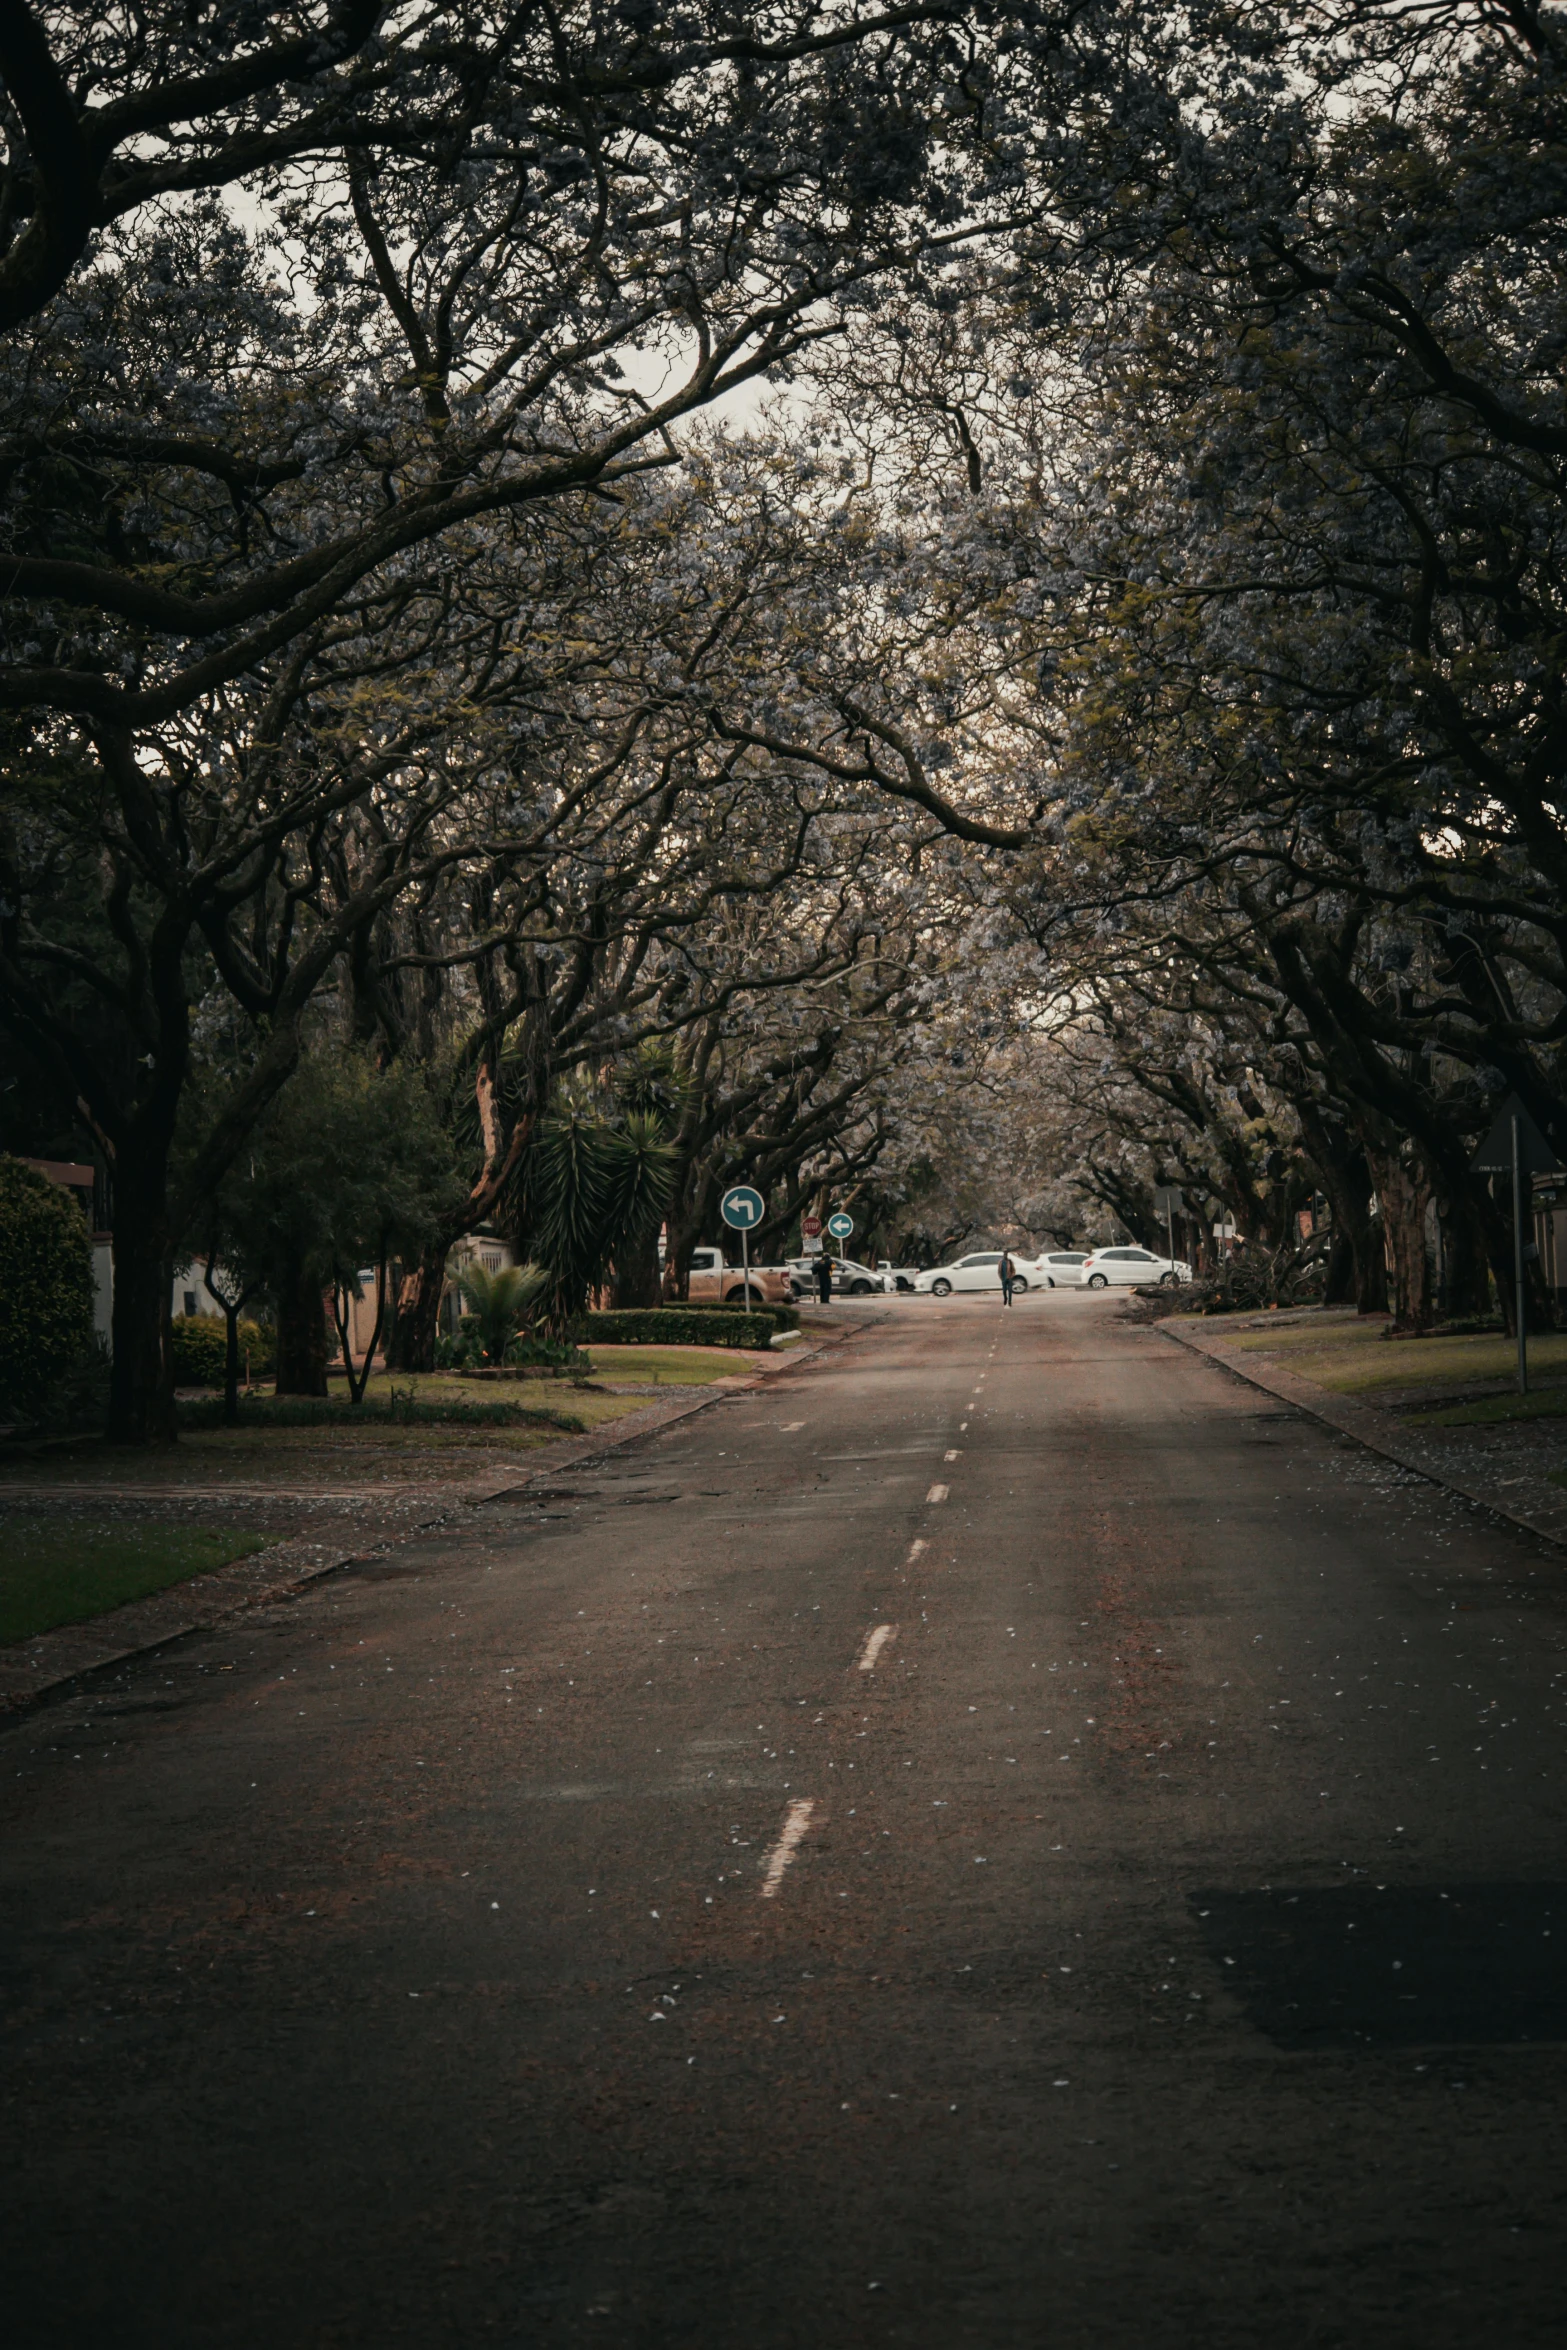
xmin=1159 ymin=1316 xmax=1567 ymax=1553
xmin=0 ymin=1343 xmax=843 ymax=1719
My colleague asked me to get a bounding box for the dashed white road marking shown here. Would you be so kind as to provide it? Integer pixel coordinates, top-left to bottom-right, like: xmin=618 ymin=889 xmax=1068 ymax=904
xmin=759 ymin=1798 xmax=817 ymax=1898
xmin=944 ymin=1449 xmax=960 ymax=1462
xmin=926 ymin=1483 xmax=949 ymax=1504
xmin=906 ymin=1538 xmax=928 ymax=1563
xmin=857 ymin=1624 xmax=897 ymax=1672
xmin=779 ymin=1421 xmax=806 ymax=1432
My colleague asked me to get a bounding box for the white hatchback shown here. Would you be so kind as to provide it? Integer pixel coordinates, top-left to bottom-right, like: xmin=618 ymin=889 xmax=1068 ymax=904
xmin=1079 ymin=1247 xmax=1192 ymax=1289
xmin=914 ymin=1251 xmax=1031 ymax=1296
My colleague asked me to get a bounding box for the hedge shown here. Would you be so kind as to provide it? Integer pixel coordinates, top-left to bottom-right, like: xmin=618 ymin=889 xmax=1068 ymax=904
xmin=0 ymin=1157 xmax=94 ymax=1420
xmin=578 ymin=1307 xmax=791 ymax=1348
xmin=170 ymin=1314 xmax=277 ymax=1386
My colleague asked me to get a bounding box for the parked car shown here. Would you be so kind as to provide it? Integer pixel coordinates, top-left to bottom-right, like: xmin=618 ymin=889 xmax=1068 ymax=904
xmin=1079 ymin=1246 xmax=1192 ymax=1290
xmin=685 ymin=1244 xmax=795 ymax=1307
xmin=783 ymin=1255 xmax=891 ymax=1297
xmin=878 ymin=1259 xmax=921 ymax=1292
xmin=913 ymin=1250 xmax=1031 ymax=1297
xmin=1029 ymin=1250 xmax=1091 ymax=1288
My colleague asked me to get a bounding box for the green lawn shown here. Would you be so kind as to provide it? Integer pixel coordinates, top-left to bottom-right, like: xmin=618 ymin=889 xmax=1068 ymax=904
xmin=1407 ymin=1388 xmax=1567 ymax=1429
xmin=0 ymin=1518 xmax=272 ymax=1643
xmin=1219 ymin=1314 xmax=1567 ymax=1400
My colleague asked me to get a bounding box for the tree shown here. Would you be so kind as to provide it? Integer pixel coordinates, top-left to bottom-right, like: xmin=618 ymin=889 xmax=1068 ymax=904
xmin=0 ymin=1155 xmax=93 ymax=1423
xmin=212 ymin=1049 xmax=461 ymax=1403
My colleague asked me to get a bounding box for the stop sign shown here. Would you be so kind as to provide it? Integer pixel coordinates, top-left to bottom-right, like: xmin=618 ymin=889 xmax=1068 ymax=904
xmin=802 ymin=1215 xmax=822 ymax=1237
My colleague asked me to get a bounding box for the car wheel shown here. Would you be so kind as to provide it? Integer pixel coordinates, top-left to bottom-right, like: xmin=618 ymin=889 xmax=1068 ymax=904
xmin=850 ymin=1278 xmax=872 ymax=1295
xmin=729 ymin=1285 xmax=762 ymax=1307
xmin=1087 ymin=1273 xmax=1108 ymax=1289
xmin=1160 ymin=1270 xmax=1179 ymax=1288
xmin=1011 ymin=1276 xmax=1028 ymax=1293
xmin=897 ymin=1276 xmax=913 ymax=1292
xmin=931 ymin=1278 xmax=952 ymax=1297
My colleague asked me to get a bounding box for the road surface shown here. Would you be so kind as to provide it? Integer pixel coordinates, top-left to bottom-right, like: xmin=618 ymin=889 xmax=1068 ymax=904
xmin=5 ymin=1293 xmax=1567 ymax=2346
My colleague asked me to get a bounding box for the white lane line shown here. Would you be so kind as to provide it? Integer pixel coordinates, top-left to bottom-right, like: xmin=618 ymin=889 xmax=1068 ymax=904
xmin=906 ymin=1538 xmax=928 ymax=1563
xmin=944 ymin=1448 xmax=961 ymax=1462
xmin=857 ymin=1623 xmax=897 ymax=1672
xmin=926 ymin=1483 xmax=949 ymax=1504
xmin=779 ymin=1421 xmax=806 ymax=1431
xmin=759 ymin=1798 xmax=817 ymax=1898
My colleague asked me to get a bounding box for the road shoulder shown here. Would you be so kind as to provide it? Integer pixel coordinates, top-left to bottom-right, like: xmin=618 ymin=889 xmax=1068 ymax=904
xmin=1159 ymin=1313 xmax=1567 ymax=1552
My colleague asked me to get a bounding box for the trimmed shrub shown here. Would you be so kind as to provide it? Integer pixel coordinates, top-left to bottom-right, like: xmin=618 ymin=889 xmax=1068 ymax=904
xmin=579 ymin=1307 xmax=788 ymax=1348
xmin=170 ymin=1314 xmax=276 ymax=1386
xmin=704 ymin=1296 xmax=801 ymax=1331
xmin=0 ymin=1157 xmax=94 ymax=1422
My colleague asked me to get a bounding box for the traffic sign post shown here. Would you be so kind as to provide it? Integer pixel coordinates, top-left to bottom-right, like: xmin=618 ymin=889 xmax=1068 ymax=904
xmin=826 ymin=1211 xmax=853 ymax=1242
xmin=1153 ymin=1184 xmax=1183 ymax=1277
xmin=720 ymin=1185 xmax=766 ymax=1318
xmin=1470 ymin=1093 xmax=1560 ymax=1395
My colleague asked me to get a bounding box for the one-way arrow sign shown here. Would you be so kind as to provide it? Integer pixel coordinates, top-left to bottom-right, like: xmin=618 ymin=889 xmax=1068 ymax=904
xmin=1469 ymin=1093 xmax=1561 ymax=1177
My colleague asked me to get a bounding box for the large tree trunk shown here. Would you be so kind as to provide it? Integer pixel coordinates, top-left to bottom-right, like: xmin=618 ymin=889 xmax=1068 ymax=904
xmin=1438 ymin=1195 xmax=1493 ymax=1320
xmin=106 ymin=1168 xmax=176 ymax=1443
xmin=274 ymin=1255 xmax=329 ymax=1395
xmin=386 ymin=1241 xmax=449 ymax=1371
xmin=611 ymin=1221 xmax=663 ymax=1310
xmin=1322 ymin=1226 xmax=1357 ymax=1306
xmin=1311 ymin=1141 xmax=1386 ymax=1314
xmin=1368 ymin=1149 xmax=1436 ymax=1333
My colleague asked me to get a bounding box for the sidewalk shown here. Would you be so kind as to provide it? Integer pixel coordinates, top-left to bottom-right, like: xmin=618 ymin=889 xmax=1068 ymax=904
xmin=1160 ymin=1313 xmax=1567 ymax=1552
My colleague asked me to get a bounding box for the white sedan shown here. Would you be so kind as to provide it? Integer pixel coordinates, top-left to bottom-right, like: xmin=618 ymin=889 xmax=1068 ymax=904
xmin=914 ymin=1251 xmax=1032 ymax=1296
xmin=1079 ymin=1246 xmax=1192 ymax=1290
xmin=1028 ymin=1251 xmax=1091 ymax=1288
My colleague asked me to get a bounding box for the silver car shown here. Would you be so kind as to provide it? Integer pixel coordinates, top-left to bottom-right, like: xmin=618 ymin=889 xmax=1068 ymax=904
xmin=785 ymin=1255 xmax=889 ymax=1296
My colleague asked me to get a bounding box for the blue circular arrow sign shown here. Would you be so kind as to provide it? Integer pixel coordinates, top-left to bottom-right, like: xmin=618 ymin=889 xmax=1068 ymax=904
xmin=720 ymin=1184 xmax=765 ymax=1230
xmin=826 ymin=1211 xmax=854 ymax=1239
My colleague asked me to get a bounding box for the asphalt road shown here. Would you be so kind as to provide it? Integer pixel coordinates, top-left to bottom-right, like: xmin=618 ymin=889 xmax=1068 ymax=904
xmin=5 ymin=1293 xmax=1567 ymax=2348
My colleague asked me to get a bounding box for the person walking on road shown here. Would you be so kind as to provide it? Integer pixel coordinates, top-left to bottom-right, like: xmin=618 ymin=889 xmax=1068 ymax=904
xmin=999 ymin=1248 xmax=1015 ymax=1307
xmin=814 ymin=1254 xmax=833 ymax=1304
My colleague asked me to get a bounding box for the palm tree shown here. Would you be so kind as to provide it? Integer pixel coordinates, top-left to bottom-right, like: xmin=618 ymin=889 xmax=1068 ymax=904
xmin=455 ymin=1260 xmax=550 ymax=1364
xmin=522 ymin=1111 xmax=677 ymax=1335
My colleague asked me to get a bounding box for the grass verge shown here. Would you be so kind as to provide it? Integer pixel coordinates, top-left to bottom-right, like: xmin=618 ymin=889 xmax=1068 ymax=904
xmin=1405 ymin=1388 xmax=1567 ymax=1429
xmin=580 ymin=1344 xmax=768 ymax=1387
xmin=0 ymin=1518 xmax=272 ymax=1642
xmin=177 ymin=1393 xmax=586 ymax=1434
xmin=1224 ymin=1316 xmax=1567 ymax=1398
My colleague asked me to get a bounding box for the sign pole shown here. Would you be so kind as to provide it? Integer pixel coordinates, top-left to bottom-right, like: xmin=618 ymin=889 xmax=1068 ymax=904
xmin=1513 ymin=1115 xmax=1529 ymax=1395
xmin=742 ymin=1220 xmax=751 ymax=1320
xmin=1166 ymin=1199 xmax=1175 ymax=1274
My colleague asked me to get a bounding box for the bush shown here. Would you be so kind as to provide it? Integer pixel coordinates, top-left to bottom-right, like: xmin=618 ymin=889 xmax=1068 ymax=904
xmin=0 ymin=1157 xmax=95 ymax=1423
xmin=170 ymin=1313 xmax=276 ymax=1386
xmin=578 ymin=1306 xmax=789 ymax=1348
